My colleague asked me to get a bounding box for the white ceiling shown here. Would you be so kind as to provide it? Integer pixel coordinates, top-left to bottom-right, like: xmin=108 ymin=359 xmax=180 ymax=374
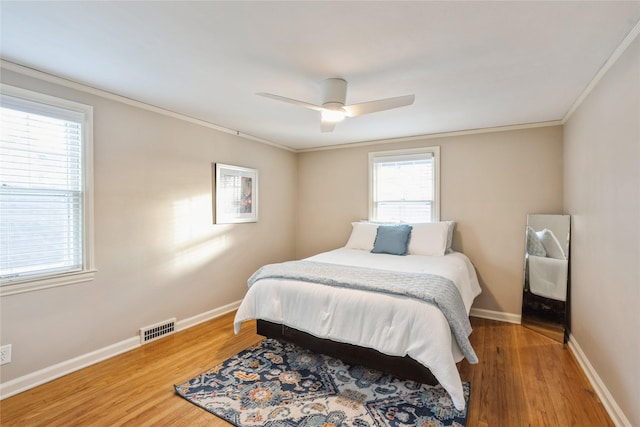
xmin=1 ymin=1 xmax=639 ymax=150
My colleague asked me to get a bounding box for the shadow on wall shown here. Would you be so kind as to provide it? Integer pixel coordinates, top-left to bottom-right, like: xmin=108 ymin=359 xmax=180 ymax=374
xmin=451 ymin=225 xmax=508 ymax=315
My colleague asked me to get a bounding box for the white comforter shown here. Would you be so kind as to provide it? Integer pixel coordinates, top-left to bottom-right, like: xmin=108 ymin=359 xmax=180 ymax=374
xmin=233 ymin=248 xmax=482 ymax=410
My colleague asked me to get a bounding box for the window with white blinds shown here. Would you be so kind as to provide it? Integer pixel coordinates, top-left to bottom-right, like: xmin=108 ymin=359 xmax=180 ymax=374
xmin=369 ymin=147 xmax=439 ymax=223
xmin=0 ymin=85 xmax=94 ymax=295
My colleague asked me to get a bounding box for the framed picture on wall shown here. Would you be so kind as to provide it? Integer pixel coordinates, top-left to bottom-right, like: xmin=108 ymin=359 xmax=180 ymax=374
xmin=213 ymin=163 xmax=258 ymax=224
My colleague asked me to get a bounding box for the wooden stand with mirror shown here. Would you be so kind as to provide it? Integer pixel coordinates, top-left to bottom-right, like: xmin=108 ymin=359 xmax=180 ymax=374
xmin=522 ymin=214 xmax=570 ymax=343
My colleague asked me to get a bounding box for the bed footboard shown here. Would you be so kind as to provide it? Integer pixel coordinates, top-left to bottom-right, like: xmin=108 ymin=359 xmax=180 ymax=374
xmin=257 ymin=319 xmax=438 ymax=385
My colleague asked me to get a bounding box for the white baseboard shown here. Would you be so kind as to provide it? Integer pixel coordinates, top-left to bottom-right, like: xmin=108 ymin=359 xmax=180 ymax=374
xmin=176 ymin=300 xmax=241 ymax=332
xmin=470 ymin=307 xmax=521 ymax=324
xmin=567 ymin=334 xmax=631 ymax=427
xmin=0 ymin=300 xmax=242 ymax=400
xmin=0 ymin=336 xmax=140 ymax=400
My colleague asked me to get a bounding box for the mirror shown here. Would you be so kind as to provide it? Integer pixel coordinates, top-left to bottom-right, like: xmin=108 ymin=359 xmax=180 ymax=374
xmin=522 ymin=214 xmax=570 ymax=342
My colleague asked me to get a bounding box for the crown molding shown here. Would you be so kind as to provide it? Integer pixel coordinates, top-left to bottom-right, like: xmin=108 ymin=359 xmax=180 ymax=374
xmin=563 ymin=18 xmax=640 ymax=123
xmin=5 ymin=10 xmax=637 ymax=158
xmin=0 ymin=60 xmax=294 ymax=153
xmin=297 ymin=120 xmax=563 ymax=153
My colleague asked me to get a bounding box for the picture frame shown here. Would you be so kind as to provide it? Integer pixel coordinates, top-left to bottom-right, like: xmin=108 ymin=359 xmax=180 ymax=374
xmin=213 ymin=163 xmax=258 ymax=224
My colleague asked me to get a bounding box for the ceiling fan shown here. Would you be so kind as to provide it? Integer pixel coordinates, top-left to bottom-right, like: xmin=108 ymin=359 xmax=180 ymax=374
xmin=257 ymin=78 xmax=415 ymax=132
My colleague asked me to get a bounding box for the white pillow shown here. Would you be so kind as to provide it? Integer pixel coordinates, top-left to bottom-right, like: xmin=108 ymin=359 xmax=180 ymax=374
xmin=345 ymin=222 xmax=379 ymax=250
xmin=527 ymin=226 xmax=547 ymax=257
xmin=408 ymin=222 xmax=449 ymax=256
xmin=536 ymin=229 xmax=566 ymax=260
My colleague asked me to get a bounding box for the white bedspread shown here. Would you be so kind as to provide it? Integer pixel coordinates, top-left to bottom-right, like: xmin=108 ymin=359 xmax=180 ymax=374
xmin=233 ymin=248 xmax=482 ymax=410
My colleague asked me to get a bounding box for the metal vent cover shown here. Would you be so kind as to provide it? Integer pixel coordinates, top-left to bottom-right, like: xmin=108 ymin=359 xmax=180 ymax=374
xmin=139 ymin=318 xmax=176 ymax=344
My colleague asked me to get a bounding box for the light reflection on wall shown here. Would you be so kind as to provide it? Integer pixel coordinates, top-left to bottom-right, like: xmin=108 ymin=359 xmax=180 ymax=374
xmin=171 ymin=194 xmax=232 ymax=273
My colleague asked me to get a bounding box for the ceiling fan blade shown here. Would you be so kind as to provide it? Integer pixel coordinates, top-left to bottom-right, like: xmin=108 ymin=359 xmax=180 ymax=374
xmin=320 ymin=119 xmax=337 ymax=133
xmin=344 ymin=94 xmax=415 ymax=117
xmin=256 ymin=92 xmax=325 ymax=112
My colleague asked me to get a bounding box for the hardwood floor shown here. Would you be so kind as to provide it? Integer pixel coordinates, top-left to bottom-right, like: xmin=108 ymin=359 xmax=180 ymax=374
xmin=458 ymin=318 xmax=613 ymax=427
xmin=0 ymin=313 xmax=613 ymax=426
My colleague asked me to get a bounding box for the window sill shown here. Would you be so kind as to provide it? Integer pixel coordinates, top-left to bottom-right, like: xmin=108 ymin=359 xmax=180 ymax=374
xmin=0 ymin=270 xmax=97 ymax=297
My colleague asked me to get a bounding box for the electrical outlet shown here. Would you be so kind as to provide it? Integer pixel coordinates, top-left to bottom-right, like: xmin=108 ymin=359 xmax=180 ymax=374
xmin=0 ymin=344 xmax=12 ymax=365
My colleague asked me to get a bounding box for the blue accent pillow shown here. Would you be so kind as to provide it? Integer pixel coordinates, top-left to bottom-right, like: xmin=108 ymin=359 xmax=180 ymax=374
xmin=371 ymin=224 xmax=413 ymax=255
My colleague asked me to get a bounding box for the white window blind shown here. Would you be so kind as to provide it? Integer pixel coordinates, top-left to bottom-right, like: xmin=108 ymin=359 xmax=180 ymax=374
xmin=0 ymin=86 xmax=94 ymax=293
xmin=369 ymin=148 xmax=439 ymax=222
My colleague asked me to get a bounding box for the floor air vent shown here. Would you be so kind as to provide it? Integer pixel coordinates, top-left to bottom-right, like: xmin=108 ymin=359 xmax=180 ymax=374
xmin=140 ymin=318 xmax=176 ymax=344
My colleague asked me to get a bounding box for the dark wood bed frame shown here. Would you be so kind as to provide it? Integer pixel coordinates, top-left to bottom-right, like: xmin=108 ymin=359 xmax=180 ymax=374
xmin=257 ymin=319 xmax=438 ymax=385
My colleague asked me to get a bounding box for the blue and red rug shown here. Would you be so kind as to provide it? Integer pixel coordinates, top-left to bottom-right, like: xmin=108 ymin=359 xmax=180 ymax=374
xmin=175 ymin=338 xmax=469 ymax=427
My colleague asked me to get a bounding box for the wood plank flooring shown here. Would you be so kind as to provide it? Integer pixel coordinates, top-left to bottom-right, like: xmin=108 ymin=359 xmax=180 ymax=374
xmin=0 ymin=313 xmax=613 ymax=426
xmin=458 ymin=318 xmax=613 ymax=427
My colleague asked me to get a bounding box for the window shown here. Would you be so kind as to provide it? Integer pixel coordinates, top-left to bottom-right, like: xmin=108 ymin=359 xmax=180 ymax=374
xmin=369 ymin=147 xmax=439 ymax=222
xmin=0 ymin=85 xmax=94 ymax=296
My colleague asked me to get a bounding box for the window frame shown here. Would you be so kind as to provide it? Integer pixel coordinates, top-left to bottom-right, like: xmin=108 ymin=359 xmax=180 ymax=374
xmin=368 ymin=146 xmax=440 ymax=223
xmin=0 ymin=84 xmax=95 ymax=296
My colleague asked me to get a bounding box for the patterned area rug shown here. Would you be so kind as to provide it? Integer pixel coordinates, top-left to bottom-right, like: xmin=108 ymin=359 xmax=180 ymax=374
xmin=175 ymin=338 xmax=469 ymax=427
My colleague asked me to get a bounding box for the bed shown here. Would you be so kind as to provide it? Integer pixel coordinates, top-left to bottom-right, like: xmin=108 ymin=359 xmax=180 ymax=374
xmin=233 ymin=221 xmax=482 ymax=410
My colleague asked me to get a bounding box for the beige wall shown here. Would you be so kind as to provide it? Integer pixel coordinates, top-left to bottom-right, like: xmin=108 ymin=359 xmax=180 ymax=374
xmin=297 ymin=126 xmax=564 ymax=315
xmin=0 ymin=69 xmax=297 ymax=383
xmin=564 ymin=35 xmax=639 ymax=426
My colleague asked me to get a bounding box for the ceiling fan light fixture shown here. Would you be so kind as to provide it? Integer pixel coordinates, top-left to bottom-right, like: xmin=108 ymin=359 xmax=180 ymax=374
xmin=258 ymin=78 xmax=414 ymax=132
xmin=321 ymin=108 xmax=346 ymax=123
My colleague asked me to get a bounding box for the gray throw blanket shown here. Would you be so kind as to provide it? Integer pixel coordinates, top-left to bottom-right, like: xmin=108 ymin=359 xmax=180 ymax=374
xmin=248 ymin=260 xmax=478 ymax=363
